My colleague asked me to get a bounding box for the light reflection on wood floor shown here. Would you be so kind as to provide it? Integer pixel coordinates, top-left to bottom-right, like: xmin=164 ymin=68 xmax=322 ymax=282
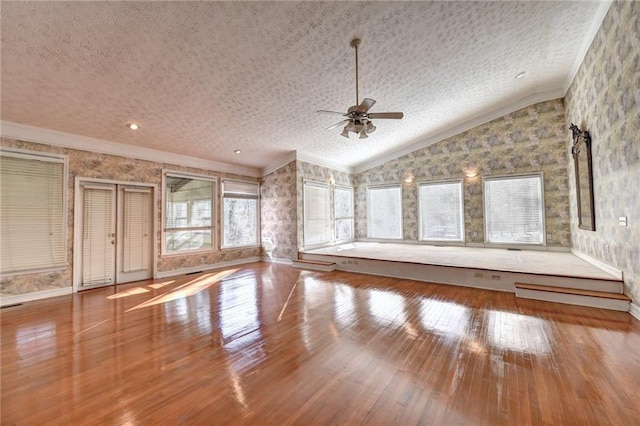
xmin=2 ymin=263 xmax=639 ymax=425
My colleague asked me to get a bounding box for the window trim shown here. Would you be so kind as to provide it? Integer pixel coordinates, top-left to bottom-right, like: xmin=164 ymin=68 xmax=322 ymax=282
xmin=0 ymin=148 xmax=68 ymax=276
xmin=334 ymin=185 xmax=355 ymax=244
xmin=161 ymin=170 xmax=217 ymax=256
xmin=220 ymin=179 xmax=260 ymax=249
xmin=417 ymin=179 xmax=465 ymax=243
xmin=482 ymin=172 xmax=546 ymax=246
xmin=303 ymin=180 xmax=331 ymax=249
xmin=366 ymin=184 xmax=403 ymax=241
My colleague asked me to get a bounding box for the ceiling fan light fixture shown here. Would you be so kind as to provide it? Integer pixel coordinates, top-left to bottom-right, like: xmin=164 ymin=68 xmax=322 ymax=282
xmin=340 ymin=128 xmax=350 ymax=138
xmin=345 ymin=122 xmax=356 ymax=133
xmin=359 ymin=130 xmax=368 ymax=139
xmin=366 ymin=121 xmax=376 ymax=133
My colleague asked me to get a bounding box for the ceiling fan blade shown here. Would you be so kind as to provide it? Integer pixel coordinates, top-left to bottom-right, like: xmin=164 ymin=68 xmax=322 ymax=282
xmin=368 ymin=112 xmax=404 ymax=119
xmin=325 ymin=119 xmax=350 ymax=131
xmin=356 ymin=98 xmax=376 ymax=113
xmin=317 ymin=110 xmax=347 ymax=116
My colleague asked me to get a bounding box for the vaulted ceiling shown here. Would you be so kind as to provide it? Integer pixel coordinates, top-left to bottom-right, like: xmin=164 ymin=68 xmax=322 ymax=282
xmin=1 ymin=1 xmax=610 ymax=173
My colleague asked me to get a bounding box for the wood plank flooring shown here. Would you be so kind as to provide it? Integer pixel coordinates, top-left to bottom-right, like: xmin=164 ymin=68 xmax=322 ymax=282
xmin=2 ymin=263 xmax=639 ymax=425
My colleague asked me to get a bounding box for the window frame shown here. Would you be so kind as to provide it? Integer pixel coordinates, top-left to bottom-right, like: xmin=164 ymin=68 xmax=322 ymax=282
xmin=0 ymin=148 xmax=68 ymax=276
xmin=366 ymin=184 xmax=403 ymax=240
xmin=417 ymin=179 xmax=465 ymax=243
xmin=482 ymin=173 xmax=546 ymax=246
xmin=220 ymin=179 xmax=260 ymax=249
xmin=303 ymin=180 xmax=331 ymax=249
xmin=161 ymin=170 xmax=217 ymax=256
xmin=334 ymin=185 xmax=355 ymax=244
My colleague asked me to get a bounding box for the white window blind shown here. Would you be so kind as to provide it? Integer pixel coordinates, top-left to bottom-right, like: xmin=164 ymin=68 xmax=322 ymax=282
xmin=334 ymin=186 xmax=354 ymax=242
xmin=484 ymin=175 xmax=544 ymax=244
xmin=164 ymin=173 xmax=215 ymax=253
xmin=82 ymin=186 xmax=115 ymax=285
xmin=367 ymin=186 xmax=402 ymax=239
xmin=1 ymin=153 xmax=66 ymax=274
xmin=222 ymin=180 xmax=259 ymax=248
xmin=419 ymin=181 xmax=464 ymax=241
xmin=303 ymin=181 xmax=330 ymax=246
xmin=123 ymin=188 xmax=151 ymax=272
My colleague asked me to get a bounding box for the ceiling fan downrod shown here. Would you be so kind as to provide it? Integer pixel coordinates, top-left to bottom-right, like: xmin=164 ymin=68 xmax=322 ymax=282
xmin=351 ymin=38 xmax=360 ymax=107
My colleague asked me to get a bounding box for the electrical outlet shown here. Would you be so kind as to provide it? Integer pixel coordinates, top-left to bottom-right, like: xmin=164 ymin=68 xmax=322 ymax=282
xmin=474 ymin=272 xmax=483 ymax=278
xmin=619 ymin=217 xmax=627 ymax=226
xmin=546 ymin=233 xmax=552 ymax=240
xmin=472 ymin=231 xmax=478 ymax=238
xmin=491 ymin=274 xmax=501 ymax=280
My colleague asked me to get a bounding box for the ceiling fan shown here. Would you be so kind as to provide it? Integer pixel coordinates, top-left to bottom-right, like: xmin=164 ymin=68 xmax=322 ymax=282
xmin=317 ymin=38 xmax=404 ymax=139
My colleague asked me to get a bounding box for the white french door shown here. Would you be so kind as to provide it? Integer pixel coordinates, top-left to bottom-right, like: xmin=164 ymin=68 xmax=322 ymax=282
xmin=79 ymin=182 xmax=153 ymax=288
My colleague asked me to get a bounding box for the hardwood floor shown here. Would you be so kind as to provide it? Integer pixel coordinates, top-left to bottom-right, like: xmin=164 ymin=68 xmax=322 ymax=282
xmin=2 ymin=263 xmax=639 ymax=425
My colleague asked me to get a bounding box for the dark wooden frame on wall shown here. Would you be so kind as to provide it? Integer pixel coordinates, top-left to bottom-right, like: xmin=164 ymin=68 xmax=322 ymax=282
xmin=570 ymin=123 xmax=595 ymax=231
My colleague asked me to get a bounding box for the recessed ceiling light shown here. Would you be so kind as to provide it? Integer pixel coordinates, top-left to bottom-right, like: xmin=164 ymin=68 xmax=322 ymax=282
xmin=234 ymin=150 xmax=241 ymax=154
xmin=515 ymin=71 xmax=526 ymax=79
xmin=128 ymin=123 xmax=139 ymax=130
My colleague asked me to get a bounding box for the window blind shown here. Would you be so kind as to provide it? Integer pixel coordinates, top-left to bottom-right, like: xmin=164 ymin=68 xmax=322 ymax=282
xmin=484 ymin=175 xmax=544 ymax=244
xmin=367 ymin=186 xmax=402 ymax=239
xmin=334 ymin=186 xmax=354 ymax=241
xmin=123 ymin=188 xmax=151 ymax=273
xmin=222 ymin=180 xmax=259 ymax=248
xmin=419 ymin=181 xmax=464 ymax=241
xmin=82 ymin=186 xmax=115 ymax=285
xmin=1 ymin=154 xmax=66 ymax=274
xmin=303 ymin=181 xmax=330 ymax=246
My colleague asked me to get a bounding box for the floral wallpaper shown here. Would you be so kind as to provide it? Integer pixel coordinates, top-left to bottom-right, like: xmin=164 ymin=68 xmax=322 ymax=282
xmin=0 ymin=137 xmax=259 ymax=297
xmin=354 ymin=99 xmax=571 ymax=247
xmin=565 ymin=0 xmax=639 ymax=303
xmin=260 ymin=161 xmax=298 ymax=261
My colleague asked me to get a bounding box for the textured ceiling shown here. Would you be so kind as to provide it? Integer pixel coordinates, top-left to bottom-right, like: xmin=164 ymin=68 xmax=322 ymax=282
xmin=1 ymin=1 xmax=607 ymax=173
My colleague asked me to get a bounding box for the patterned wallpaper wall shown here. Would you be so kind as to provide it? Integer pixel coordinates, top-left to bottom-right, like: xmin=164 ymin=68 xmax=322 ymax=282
xmin=354 ymin=99 xmax=571 ymax=247
xmin=260 ymin=161 xmax=298 ymax=261
xmin=565 ymin=0 xmax=639 ymax=303
xmin=0 ymin=138 xmax=259 ymax=297
xmin=296 ymin=160 xmax=354 ymax=251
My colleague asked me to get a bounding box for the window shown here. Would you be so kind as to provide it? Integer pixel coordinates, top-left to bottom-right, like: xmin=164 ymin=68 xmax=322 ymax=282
xmin=303 ymin=181 xmax=330 ymax=247
xmin=418 ymin=181 xmax=464 ymax=241
xmin=334 ymin=186 xmax=354 ymax=242
xmin=1 ymin=151 xmax=67 ymax=274
xmin=163 ymin=172 xmax=215 ymax=254
xmin=367 ymin=185 xmax=402 ymax=239
xmin=222 ymin=180 xmax=259 ymax=248
xmin=484 ymin=174 xmax=544 ymax=244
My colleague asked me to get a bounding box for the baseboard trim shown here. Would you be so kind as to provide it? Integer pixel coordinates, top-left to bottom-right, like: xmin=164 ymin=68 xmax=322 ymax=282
xmin=571 ymin=249 xmax=623 ymax=280
xmin=261 ymin=256 xmax=293 ymax=265
xmin=1 ymin=287 xmax=72 ymax=307
xmin=156 ymin=257 xmax=261 ymax=278
xmin=630 ymin=303 xmax=640 ymax=322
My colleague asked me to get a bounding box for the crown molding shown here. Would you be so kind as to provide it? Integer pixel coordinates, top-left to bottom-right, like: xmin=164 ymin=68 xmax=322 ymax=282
xmin=562 ymin=0 xmax=613 ymax=95
xmin=295 ymin=151 xmax=354 ymax=174
xmin=261 ymin=151 xmax=297 ymax=177
xmin=0 ymin=121 xmax=261 ymax=178
xmin=352 ymin=89 xmax=565 ymax=174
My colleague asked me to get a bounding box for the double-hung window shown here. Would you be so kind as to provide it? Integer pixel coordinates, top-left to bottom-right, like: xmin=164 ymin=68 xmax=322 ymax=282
xmin=367 ymin=185 xmax=402 ymax=239
xmin=1 ymin=150 xmax=67 ymax=274
xmin=221 ymin=180 xmax=259 ymax=248
xmin=163 ymin=172 xmax=215 ymax=254
xmin=303 ymin=181 xmax=330 ymax=247
xmin=334 ymin=186 xmax=354 ymax=242
xmin=418 ymin=180 xmax=464 ymax=241
xmin=484 ymin=174 xmax=544 ymax=244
